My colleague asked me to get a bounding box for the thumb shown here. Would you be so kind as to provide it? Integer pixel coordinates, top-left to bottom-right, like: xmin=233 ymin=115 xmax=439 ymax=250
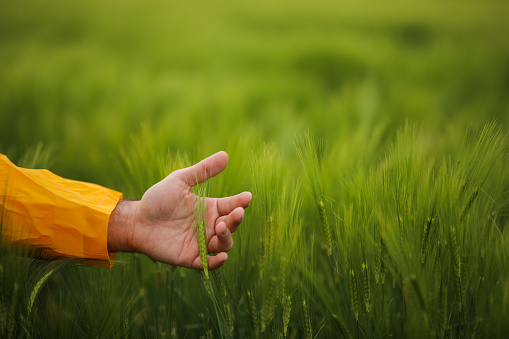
xmin=174 ymin=151 xmax=229 ymax=187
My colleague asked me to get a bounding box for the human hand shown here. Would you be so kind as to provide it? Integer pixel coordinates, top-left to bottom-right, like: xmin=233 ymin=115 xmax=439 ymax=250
xmin=107 ymin=151 xmax=252 ymax=270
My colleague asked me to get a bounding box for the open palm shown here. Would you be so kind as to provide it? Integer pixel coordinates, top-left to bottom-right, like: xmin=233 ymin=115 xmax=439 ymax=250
xmin=127 ymin=151 xmax=251 ymax=270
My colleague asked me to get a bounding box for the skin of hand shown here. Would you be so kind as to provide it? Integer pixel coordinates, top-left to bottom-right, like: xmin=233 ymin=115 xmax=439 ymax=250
xmin=107 ymin=151 xmax=252 ymax=270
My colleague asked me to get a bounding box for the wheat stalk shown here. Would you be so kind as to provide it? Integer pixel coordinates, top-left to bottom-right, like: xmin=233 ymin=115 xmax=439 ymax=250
xmin=460 ymin=186 xmax=479 ymax=222
xmin=261 ymin=275 xmax=277 ymax=333
xmin=332 ymin=314 xmax=352 ymax=339
xmin=219 ymin=274 xmax=234 ymax=334
xmin=7 ymin=282 xmax=19 ymax=339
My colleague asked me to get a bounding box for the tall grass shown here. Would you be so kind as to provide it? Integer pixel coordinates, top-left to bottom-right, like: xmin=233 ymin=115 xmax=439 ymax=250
xmin=3 ymin=122 xmax=508 ymax=337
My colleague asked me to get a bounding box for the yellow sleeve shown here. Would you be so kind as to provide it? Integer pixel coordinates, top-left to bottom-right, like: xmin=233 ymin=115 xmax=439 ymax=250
xmin=0 ymin=153 xmax=122 ymax=268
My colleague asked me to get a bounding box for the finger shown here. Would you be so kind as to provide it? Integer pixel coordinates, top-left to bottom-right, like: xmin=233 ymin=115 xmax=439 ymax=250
xmin=174 ymin=151 xmax=228 ymax=187
xmin=217 ymin=191 xmax=252 ymax=215
xmin=223 ymin=206 xmax=245 ymax=233
xmin=192 ymin=252 xmax=228 ymax=270
xmin=208 ymin=253 xmax=228 ymax=270
xmin=208 ymin=221 xmax=233 ymax=253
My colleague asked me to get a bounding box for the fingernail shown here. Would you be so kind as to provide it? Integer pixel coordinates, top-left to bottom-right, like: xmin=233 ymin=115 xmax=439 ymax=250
xmin=221 ymin=229 xmax=228 ymax=236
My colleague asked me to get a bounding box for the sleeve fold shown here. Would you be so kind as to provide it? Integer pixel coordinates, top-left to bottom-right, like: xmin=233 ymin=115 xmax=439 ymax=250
xmin=0 ymin=153 xmax=122 ymax=268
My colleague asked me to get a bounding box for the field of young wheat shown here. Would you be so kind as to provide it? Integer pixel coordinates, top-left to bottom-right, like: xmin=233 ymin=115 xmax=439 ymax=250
xmin=1 ymin=0 xmax=509 ymax=338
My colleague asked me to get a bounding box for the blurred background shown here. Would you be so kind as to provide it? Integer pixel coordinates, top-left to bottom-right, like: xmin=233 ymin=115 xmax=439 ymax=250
xmin=1 ymin=0 xmax=508 ymax=188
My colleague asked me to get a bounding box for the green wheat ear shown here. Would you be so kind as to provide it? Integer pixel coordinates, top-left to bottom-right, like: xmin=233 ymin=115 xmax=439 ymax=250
xmin=282 ymin=294 xmax=291 ymax=337
xmin=420 ymin=217 xmax=434 ymax=266
xmin=362 ymin=263 xmax=371 ymax=313
xmin=247 ymin=290 xmax=259 ymax=337
xmin=27 ymin=269 xmax=55 ymax=319
xmin=198 ymin=220 xmax=208 ymax=280
xmin=375 ymin=239 xmax=387 ymax=285
xmin=194 ymin=183 xmax=209 ymax=280
xmin=317 ymin=198 xmax=332 ymax=256
xmin=302 ymin=297 xmax=312 ymax=339
xmin=123 ymin=317 xmax=130 ymax=339
xmin=349 ymin=269 xmax=359 ymax=321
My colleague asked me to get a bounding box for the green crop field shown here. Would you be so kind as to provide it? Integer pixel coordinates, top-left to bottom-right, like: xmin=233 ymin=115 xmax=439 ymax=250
xmin=1 ymin=0 xmax=509 ymax=337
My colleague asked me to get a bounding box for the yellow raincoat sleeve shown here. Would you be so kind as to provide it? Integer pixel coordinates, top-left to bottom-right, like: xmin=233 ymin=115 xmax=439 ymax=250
xmin=0 ymin=153 xmax=122 ymax=268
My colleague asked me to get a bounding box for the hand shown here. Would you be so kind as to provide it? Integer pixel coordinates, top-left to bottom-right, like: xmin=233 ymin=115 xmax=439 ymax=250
xmin=107 ymin=151 xmax=252 ymax=270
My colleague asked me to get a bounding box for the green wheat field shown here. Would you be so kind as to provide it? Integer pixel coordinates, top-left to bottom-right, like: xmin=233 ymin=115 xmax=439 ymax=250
xmin=1 ymin=0 xmax=509 ymax=338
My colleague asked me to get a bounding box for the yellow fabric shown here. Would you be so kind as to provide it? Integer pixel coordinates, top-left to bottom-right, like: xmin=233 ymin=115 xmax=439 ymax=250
xmin=0 ymin=153 xmax=122 ymax=268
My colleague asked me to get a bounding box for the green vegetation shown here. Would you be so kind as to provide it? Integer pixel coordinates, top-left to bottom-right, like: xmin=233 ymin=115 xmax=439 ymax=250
xmin=1 ymin=0 xmax=509 ymax=337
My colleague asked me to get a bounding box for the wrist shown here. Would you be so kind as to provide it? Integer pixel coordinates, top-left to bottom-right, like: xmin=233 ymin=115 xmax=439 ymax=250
xmin=107 ymin=199 xmax=140 ymax=253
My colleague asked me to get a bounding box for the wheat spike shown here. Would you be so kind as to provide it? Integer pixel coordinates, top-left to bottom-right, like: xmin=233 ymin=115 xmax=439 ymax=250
xmin=27 ymin=269 xmax=54 ymax=319
xmin=194 ymin=190 xmax=209 ymax=280
xmin=318 ymin=199 xmax=332 ymax=255
xmin=247 ymin=290 xmax=259 ymax=337
xmin=224 ymin=303 xmax=234 ymax=334
xmin=268 ymin=214 xmax=275 ymax=262
xmin=420 ymin=217 xmax=434 ymax=266
xmin=374 ymin=242 xmax=380 ymax=285
xmin=302 ymin=298 xmax=312 ymax=339
xmin=279 ymin=256 xmax=287 ymax=301
xmin=258 ymin=239 xmax=265 ymax=279
xmin=362 ymin=263 xmax=371 ymax=313
xmin=349 ymin=269 xmax=359 ymax=321
xmin=123 ymin=317 xmax=130 ymax=339
xmin=282 ymin=294 xmax=291 ymax=337
xmin=197 ymin=220 xmax=209 ymax=280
